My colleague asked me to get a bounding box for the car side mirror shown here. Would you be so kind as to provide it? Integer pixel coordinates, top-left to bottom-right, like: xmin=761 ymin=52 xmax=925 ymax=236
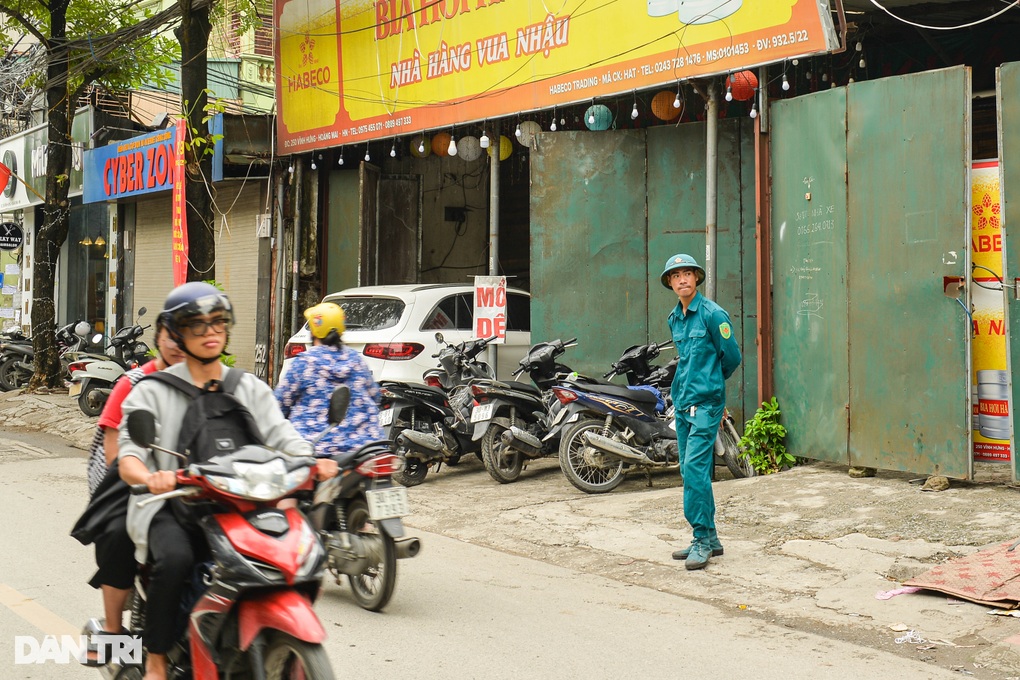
xmin=435 ymin=332 xmax=444 ymax=344
xmin=329 ymin=386 xmax=351 ymax=425
xmin=126 ymin=410 xmax=157 ymax=448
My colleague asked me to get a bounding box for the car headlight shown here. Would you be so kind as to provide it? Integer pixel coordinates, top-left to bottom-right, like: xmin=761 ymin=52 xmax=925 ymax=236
xmin=206 ymin=459 xmax=311 ymax=501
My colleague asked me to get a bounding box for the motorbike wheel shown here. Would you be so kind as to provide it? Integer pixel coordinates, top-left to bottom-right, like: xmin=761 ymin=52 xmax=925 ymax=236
xmin=263 ymin=631 xmax=335 ymax=680
xmin=720 ymin=417 xmax=757 ymax=479
xmin=394 ymin=458 xmax=429 ymax=487
xmin=0 ymin=357 xmax=29 ymax=391
xmin=558 ymin=418 xmax=625 ymax=494
xmin=345 ymin=499 xmax=397 ymax=612
xmin=77 ymin=382 xmax=109 ymax=418
xmin=481 ymin=417 xmax=523 ymax=484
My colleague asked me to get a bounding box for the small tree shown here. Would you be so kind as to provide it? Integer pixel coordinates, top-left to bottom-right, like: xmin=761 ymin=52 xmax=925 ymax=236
xmin=0 ymin=0 xmax=178 ymax=389
xmin=738 ymin=397 xmax=793 ymax=475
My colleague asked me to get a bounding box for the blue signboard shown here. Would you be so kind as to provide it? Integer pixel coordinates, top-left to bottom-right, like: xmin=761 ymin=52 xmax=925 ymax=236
xmin=82 ymin=128 xmax=177 ymax=204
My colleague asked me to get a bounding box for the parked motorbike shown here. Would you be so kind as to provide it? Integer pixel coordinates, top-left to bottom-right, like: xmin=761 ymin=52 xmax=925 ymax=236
xmin=470 ymin=338 xmax=579 ymax=484
xmin=68 ymin=308 xmax=151 ymax=417
xmin=380 ymin=333 xmax=496 ymax=486
xmin=550 ymin=341 xmax=754 ymax=494
xmin=302 ymin=387 xmax=420 ymax=612
xmin=88 ymin=409 xmax=337 ymax=679
xmin=0 ymin=320 xmax=97 ymax=391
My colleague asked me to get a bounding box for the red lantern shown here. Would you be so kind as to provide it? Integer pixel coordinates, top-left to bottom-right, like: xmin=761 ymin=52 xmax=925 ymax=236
xmin=726 ymin=70 xmax=758 ymax=101
xmin=651 ymin=91 xmax=681 ymax=121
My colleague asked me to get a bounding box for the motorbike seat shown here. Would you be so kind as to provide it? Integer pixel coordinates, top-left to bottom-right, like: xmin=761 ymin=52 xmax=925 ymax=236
xmin=381 ymin=381 xmax=449 ymax=403
xmin=580 ymin=382 xmax=661 ymax=405
xmin=485 ymin=380 xmax=542 ymax=396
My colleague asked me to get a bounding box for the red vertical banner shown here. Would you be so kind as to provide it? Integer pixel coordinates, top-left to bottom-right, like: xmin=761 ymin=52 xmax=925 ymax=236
xmin=171 ymin=121 xmax=189 ymax=285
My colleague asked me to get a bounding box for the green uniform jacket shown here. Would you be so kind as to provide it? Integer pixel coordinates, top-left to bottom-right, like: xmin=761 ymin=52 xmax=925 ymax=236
xmin=667 ymin=291 xmax=742 ymax=409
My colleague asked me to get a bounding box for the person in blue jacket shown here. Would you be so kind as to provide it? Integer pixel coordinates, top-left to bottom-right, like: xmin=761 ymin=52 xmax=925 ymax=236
xmin=660 ymin=253 xmax=742 ymax=570
xmin=275 ymin=302 xmax=383 ymax=456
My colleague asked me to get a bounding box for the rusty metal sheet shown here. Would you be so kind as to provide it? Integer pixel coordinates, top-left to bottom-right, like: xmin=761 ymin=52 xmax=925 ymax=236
xmin=326 ymin=170 xmax=362 ymax=295
xmin=997 ymin=61 xmax=1020 ymax=483
xmin=530 ymin=131 xmax=648 ymax=376
xmin=770 ymin=87 xmax=851 ymax=464
xmin=846 ymin=67 xmax=972 ymax=478
xmin=646 ymin=120 xmax=757 ymax=425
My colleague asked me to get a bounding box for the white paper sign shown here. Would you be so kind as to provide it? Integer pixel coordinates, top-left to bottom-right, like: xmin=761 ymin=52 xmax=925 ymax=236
xmin=473 ymin=276 xmax=507 ymax=344
xmin=0 ymin=308 xmax=15 ymax=318
xmin=1 ymin=285 xmax=15 ymax=295
xmin=4 ymin=264 xmax=19 ymax=275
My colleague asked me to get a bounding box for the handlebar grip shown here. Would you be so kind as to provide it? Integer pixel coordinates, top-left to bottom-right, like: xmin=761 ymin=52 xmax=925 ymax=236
xmin=512 ymin=366 xmax=526 ymax=377
xmin=602 ymin=370 xmax=615 ymax=379
xmin=565 ymin=337 xmax=578 ymax=345
xmin=129 ymin=484 xmax=150 ymax=495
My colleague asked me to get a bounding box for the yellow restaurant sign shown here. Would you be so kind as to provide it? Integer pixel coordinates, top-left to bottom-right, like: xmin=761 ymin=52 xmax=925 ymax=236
xmin=275 ymin=0 xmax=839 ymax=153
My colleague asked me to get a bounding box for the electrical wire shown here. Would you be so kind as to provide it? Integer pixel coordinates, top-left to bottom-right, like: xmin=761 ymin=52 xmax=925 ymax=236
xmin=866 ymin=0 xmax=1019 ymax=31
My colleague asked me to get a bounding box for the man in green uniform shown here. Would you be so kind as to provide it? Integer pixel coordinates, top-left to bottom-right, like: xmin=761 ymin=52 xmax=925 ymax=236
xmin=660 ymin=254 xmax=742 ymax=570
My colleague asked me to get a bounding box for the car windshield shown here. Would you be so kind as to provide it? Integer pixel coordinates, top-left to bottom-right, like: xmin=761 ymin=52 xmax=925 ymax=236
xmin=329 ymin=297 xmax=405 ymax=331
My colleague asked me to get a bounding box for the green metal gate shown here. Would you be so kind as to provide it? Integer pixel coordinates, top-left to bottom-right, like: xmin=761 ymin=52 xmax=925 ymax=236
xmin=772 ymin=66 xmax=973 ymax=478
xmin=530 ymin=121 xmax=757 ymax=423
xmin=996 ymin=60 xmax=1020 ymax=483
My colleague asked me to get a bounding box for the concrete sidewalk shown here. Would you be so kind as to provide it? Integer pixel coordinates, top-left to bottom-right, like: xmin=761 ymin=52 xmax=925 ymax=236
xmin=4 ymin=387 xmax=1020 ymax=677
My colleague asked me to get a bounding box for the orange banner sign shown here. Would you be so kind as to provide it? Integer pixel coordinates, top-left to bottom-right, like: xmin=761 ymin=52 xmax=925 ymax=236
xmin=171 ymin=121 xmax=189 ymax=286
xmin=275 ymin=0 xmax=838 ymax=153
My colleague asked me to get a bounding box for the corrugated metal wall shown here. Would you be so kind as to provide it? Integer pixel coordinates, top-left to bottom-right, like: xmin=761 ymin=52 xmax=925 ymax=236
xmin=997 ymin=60 xmax=1020 ymax=482
xmin=129 ymin=182 xmax=264 ymax=372
xmin=771 ymin=66 xmax=972 ymax=478
xmin=529 ymin=123 xmax=757 ymax=424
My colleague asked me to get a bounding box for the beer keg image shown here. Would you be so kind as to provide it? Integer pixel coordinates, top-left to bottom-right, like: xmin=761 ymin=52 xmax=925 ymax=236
xmin=977 ymin=369 xmax=1010 ymax=441
xmin=678 ymin=0 xmax=743 ymax=25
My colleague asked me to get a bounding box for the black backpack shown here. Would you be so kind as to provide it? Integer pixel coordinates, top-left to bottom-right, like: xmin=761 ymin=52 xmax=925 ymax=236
xmin=147 ymin=368 xmax=264 ymax=464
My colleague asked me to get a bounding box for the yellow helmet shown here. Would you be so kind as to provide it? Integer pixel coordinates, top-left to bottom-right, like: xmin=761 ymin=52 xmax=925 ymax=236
xmin=304 ymin=302 xmax=345 ymax=339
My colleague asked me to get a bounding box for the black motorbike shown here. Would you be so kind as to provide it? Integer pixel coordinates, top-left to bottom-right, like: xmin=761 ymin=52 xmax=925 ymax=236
xmin=548 ymin=341 xmax=752 ymax=494
xmin=379 ymin=333 xmax=496 ymax=486
xmin=0 ymin=320 xmax=100 ymax=391
xmin=303 ymin=387 xmax=420 ymax=612
xmin=470 ymin=338 xmax=579 ymax=483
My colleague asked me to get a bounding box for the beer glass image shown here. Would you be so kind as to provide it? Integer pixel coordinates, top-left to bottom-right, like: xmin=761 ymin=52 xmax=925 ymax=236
xmin=677 ymin=0 xmax=743 ymax=24
xmin=279 ymin=0 xmax=340 ymax=133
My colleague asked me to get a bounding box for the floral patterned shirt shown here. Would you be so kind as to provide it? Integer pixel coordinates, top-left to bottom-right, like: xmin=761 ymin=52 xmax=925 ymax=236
xmin=274 ymin=344 xmax=383 ymax=456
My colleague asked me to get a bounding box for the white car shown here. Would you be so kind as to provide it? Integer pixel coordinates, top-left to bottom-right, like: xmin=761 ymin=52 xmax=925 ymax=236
xmin=277 ymin=284 xmax=532 ymax=385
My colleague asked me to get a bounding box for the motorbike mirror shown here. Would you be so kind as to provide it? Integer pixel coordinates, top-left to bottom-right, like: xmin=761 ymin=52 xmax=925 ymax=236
xmin=126 ymin=410 xmax=157 ymax=448
xmin=91 ymin=333 xmax=104 ymax=345
xmin=329 ymin=386 xmax=351 ymax=425
xmin=435 ymin=332 xmax=444 ymax=344
xmin=137 ymin=307 xmax=147 ymax=317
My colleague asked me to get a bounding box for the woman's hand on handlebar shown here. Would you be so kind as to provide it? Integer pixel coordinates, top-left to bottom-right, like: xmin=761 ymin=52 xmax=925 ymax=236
xmin=146 ymin=470 xmax=178 ymax=494
xmin=315 ymin=458 xmax=339 ymax=480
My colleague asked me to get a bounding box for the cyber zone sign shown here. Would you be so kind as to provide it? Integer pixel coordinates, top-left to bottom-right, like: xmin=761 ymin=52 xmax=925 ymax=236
xmin=82 ymin=128 xmax=177 ymax=204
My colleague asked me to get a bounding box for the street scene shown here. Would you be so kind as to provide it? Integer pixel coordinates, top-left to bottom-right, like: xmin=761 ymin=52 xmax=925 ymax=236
xmin=4 ymin=0 xmax=1020 ymax=679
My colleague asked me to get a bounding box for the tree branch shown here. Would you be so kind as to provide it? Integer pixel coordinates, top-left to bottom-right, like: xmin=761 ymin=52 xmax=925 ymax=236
xmin=0 ymin=1 xmax=51 ymax=46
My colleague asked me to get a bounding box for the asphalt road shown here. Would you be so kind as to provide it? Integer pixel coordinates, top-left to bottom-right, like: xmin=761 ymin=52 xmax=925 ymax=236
xmin=0 ymin=431 xmax=964 ymax=679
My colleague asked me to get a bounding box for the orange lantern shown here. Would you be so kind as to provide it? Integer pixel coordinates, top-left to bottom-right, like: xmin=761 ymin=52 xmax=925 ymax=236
xmin=725 ymin=70 xmax=758 ymax=101
xmin=651 ymin=90 xmax=681 ymax=121
xmin=431 ymin=132 xmax=452 ymax=157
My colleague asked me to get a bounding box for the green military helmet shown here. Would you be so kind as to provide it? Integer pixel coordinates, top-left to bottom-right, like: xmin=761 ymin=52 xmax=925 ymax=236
xmin=660 ymin=253 xmax=706 ymax=289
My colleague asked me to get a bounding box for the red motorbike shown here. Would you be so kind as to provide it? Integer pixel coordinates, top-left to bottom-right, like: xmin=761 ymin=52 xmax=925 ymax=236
xmin=109 ymin=409 xmax=336 ymax=680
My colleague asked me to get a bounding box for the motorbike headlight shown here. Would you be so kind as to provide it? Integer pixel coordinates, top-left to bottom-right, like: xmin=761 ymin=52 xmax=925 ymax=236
xmin=206 ymin=459 xmax=311 ymax=501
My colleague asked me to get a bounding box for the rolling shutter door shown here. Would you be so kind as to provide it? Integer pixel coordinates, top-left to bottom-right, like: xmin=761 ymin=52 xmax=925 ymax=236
xmin=132 ymin=196 xmax=173 ymax=327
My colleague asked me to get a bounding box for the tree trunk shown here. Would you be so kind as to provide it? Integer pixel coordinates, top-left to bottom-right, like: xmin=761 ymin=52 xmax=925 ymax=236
xmin=28 ymin=0 xmax=73 ymax=391
xmin=176 ymin=0 xmax=215 ymax=282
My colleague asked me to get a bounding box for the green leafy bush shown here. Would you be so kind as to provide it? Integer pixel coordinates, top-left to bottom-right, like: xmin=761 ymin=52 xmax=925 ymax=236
xmin=738 ymin=397 xmax=793 ymax=475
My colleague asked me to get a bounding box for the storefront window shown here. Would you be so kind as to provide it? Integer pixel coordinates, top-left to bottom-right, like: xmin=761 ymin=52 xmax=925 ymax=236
xmin=64 ymin=202 xmax=109 ymax=333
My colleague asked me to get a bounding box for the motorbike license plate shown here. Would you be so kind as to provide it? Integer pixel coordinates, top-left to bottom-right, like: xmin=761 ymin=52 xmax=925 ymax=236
xmin=378 ymin=409 xmax=394 ymax=426
xmin=366 ymin=487 xmax=409 ymax=520
xmin=68 ymin=382 xmax=83 ymax=397
xmin=470 ymin=403 xmax=494 ymax=423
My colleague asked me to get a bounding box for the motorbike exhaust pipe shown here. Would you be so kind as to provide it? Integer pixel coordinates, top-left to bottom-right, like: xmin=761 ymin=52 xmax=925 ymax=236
xmin=583 ymin=432 xmax=655 ymax=466
xmin=394 ymin=536 xmax=421 ymax=559
xmin=396 ymin=430 xmax=445 ymax=461
xmin=500 ymin=426 xmax=542 ymax=458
